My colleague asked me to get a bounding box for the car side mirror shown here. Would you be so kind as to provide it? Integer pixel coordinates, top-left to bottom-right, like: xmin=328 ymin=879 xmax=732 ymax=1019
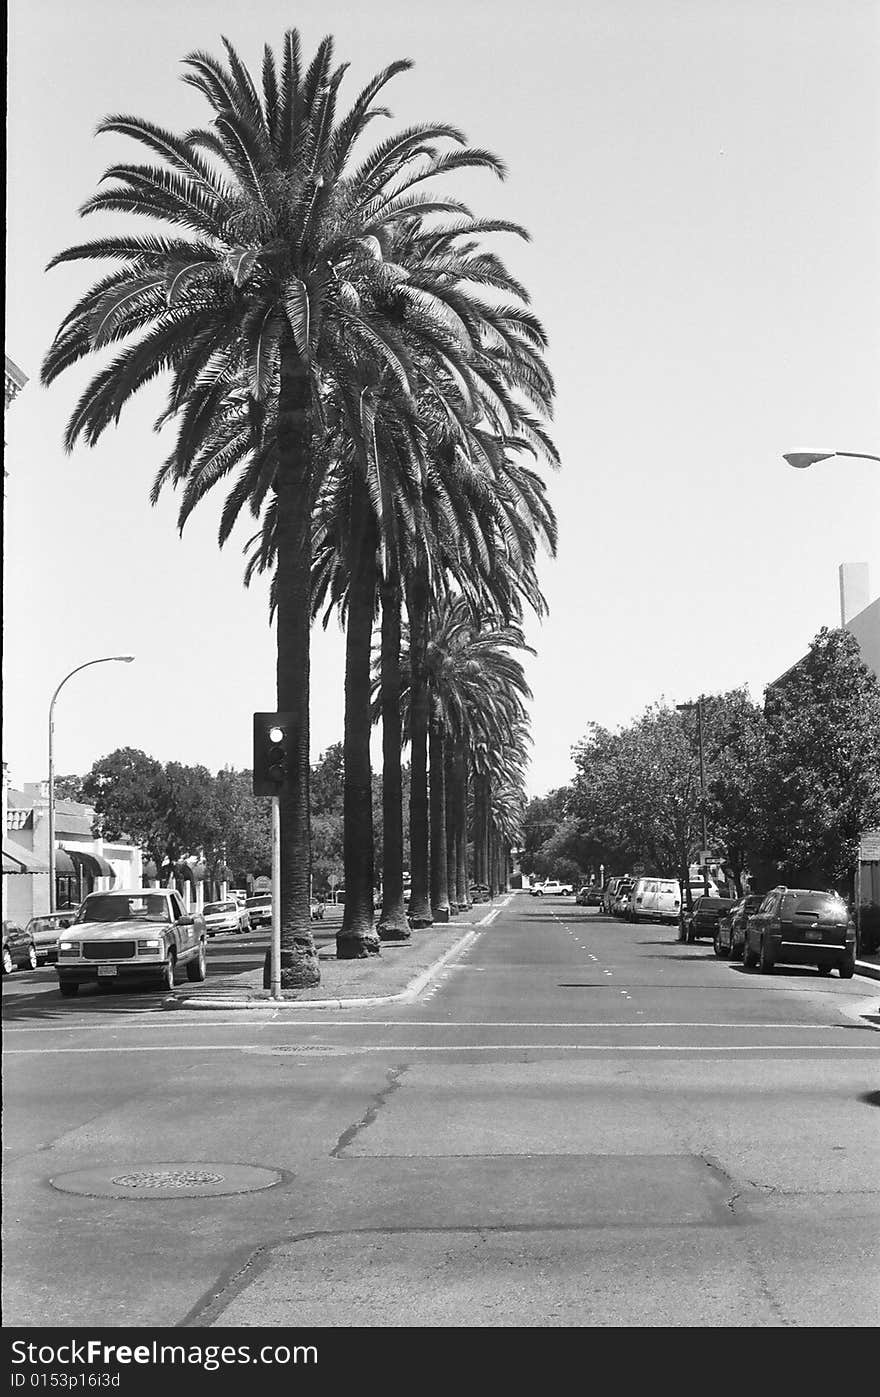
xmin=179 ymin=915 xmax=194 ymax=927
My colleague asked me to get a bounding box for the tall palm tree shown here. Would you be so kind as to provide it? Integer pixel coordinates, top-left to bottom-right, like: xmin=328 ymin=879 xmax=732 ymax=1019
xmin=41 ymin=30 xmax=506 ymax=987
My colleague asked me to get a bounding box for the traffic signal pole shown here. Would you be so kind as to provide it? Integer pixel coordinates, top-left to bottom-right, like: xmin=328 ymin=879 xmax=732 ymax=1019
xmin=270 ymin=796 xmax=282 ymax=1000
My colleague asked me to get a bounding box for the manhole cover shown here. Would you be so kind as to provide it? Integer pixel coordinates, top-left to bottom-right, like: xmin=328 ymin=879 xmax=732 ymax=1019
xmin=111 ymin=1169 xmax=224 ymax=1189
xmin=50 ymin=1162 xmax=284 ymax=1200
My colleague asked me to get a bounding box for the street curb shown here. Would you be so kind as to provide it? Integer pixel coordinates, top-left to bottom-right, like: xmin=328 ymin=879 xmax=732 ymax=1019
xmin=177 ymin=922 xmax=484 ymax=1012
xmin=855 ymin=961 xmax=880 ymax=983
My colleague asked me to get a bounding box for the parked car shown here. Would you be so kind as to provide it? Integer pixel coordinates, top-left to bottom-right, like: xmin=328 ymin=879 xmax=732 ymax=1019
xmin=630 ymin=877 xmax=682 ymax=925
xmin=612 ymin=882 xmax=636 ymax=917
xmin=24 ymin=911 xmax=76 ymax=964
xmin=575 ymin=885 xmax=593 ymax=905
xmin=55 ymin=888 xmax=207 ymax=996
xmin=603 ymin=877 xmax=632 ymax=914
xmin=529 ymin=880 xmax=544 ymax=897
xmin=532 ymin=879 xmax=573 ymax=897
xmin=586 ymin=886 xmax=604 ymax=906
xmin=3 ymin=921 xmax=38 ymax=974
xmin=245 ymin=893 xmax=273 ymax=927
xmin=714 ymin=894 xmax=764 ymax=960
xmin=470 ymin=883 xmax=490 ymax=903
xmin=743 ymin=887 xmax=856 ymax=977
xmin=310 ymin=898 xmax=325 ymax=920
xmin=684 ymin=895 xmax=736 ymax=944
xmin=229 ymin=889 xmax=248 ymax=907
xmin=202 ymin=899 xmax=250 ymax=936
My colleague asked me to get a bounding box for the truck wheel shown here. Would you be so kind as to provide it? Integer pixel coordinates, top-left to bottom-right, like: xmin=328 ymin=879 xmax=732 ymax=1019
xmin=186 ymin=941 xmax=207 ymax=982
xmin=159 ymin=955 xmax=176 ymax=991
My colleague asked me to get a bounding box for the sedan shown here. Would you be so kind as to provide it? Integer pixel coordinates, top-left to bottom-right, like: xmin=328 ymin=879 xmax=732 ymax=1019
xmin=684 ymin=896 xmax=736 ymax=944
xmin=25 ymin=912 xmax=76 ymax=965
xmin=3 ymin=921 xmax=38 ymax=974
xmin=202 ymin=899 xmax=250 ymax=936
xmin=714 ymin=894 xmax=763 ymax=960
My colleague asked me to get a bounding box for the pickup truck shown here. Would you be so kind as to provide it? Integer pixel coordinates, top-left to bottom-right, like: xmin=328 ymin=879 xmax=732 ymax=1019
xmin=531 ymin=879 xmax=573 ymax=897
xmin=55 ymin=888 xmax=207 ymax=996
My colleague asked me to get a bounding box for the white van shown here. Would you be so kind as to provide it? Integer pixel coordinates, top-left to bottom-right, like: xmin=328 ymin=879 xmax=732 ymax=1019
xmin=630 ymin=877 xmax=682 ymax=924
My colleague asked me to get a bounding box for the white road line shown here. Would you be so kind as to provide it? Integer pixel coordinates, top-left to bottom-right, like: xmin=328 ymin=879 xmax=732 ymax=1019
xmin=1 ymin=1019 xmax=859 ymax=1033
xmin=3 ymin=1043 xmax=878 ymax=1056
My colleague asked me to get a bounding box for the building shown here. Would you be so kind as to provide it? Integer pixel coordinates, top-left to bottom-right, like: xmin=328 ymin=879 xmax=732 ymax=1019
xmin=4 ymin=782 xmax=142 ymax=925
xmin=769 ymin=562 xmax=879 ymax=686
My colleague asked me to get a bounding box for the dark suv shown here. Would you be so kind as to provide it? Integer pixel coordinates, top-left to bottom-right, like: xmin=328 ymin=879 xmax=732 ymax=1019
xmin=743 ymin=887 xmax=855 ymax=978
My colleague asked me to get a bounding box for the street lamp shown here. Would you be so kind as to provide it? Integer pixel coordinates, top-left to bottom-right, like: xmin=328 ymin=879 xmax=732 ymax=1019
xmin=676 ymin=697 xmax=709 ymax=896
xmin=48 ymin=656 xmax=135 ymax=912
xmin=783 ymin=451 xmax=880 ymax=469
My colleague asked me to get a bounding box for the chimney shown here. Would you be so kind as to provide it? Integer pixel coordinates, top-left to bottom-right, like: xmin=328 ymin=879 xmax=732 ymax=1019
xmin=839 ymin=562 xmax=870 ymax=625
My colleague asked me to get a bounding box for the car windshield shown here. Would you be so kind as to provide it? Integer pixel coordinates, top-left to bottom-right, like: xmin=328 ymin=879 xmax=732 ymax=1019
xmin=76 ymin=894 xmax=171 ymax=924
xmin=204 ymin=902 xmax=235 ymax=914
xmin=246 ymin=896 xmax=269 ymax=908
xmin=29 ymin=915 xmax=67 ymax=931
xmin=783 ymin=893 xmax=845 ymax=917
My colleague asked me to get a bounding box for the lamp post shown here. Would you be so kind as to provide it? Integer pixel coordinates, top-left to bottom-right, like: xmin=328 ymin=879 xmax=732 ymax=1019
xmin=48 ymin=656 xmax=134 ymax=912
xmin=676 ymin=697 xmax=709 ymax=896
xmin=783 ymin=451 xmax=880 ymax=469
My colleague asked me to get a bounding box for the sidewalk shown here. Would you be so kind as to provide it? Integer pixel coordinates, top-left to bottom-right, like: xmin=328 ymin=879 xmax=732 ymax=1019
xmin=177 ymin=900 xmax=505 ymax=1011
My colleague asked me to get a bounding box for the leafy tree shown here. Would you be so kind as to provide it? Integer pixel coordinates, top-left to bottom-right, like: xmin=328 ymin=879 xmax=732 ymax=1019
xmin=757 ymin=628 xmax=880 ymax=889
xmin=81 ymin=748 xmax=169 ymax=874
xmin=53 ymin=775 xmax=86 ymax=803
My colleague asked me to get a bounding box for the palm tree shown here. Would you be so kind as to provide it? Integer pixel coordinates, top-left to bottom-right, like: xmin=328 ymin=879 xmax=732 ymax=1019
xmin=41 ymin=30 xmax=507 ymax=988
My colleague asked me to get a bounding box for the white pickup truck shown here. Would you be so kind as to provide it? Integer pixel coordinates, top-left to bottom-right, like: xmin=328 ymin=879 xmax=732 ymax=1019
xmin=531 ymin=879 xmax=573 ymax=897
xmin=55 ymin=888 xmax=207 ymax=996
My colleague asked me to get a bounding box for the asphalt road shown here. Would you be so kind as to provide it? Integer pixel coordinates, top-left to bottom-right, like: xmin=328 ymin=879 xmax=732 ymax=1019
xmin=3 ymin=893 xmax=879 ymax=1328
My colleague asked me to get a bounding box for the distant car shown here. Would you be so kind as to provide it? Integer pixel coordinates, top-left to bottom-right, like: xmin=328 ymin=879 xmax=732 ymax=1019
xmin=532 ymin=880 xmax=573 ymax=897
xmin=24 ymin=912 xmax=75 ymax=964
xmin=310 ymin=898 xmax=325 ymax=920
xmin=603 ymin=877 xmax=633 ymax=914
xmin=245 ymin=893 xmax=273 ymax=928
xmin=575 ymin=886 xmax=591 ymax=905
xmin=229 ymin=889 xmax=248 ymax=907
xmin=469 ymin=883 xmax=490 ymax=903
xmin=3 ymin=921 xmax=38 ymax=974
xmin=743 ymin=887 xmax=856 ymax=977
xmin=529 ymin=881 xmax=544 ymax=897
xmin=714 ymin=894 xmax=764 ymax=960
xmin=576 ymin=886 xmax=603 ymax=906
xmin=612 ymin=883 xmax=636 ymax=918
xmin=684 ymin=895 xmax=736 ymax=944
xmin=202 ymin=899 xmax=250 ymax=936
xmin=54 ymin=888 xmax=207 ymax=996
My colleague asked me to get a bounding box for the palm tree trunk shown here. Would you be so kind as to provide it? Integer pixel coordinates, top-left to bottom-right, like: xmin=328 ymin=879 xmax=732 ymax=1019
xmin=429 ymin=713 xmax=450 ymax=920
xmin=444 ymin=743 xmax=458 ymax=916
xmin=406 ymin=559 xmax=433 ymax=927
xmin=338 ymin=473 xmax=380 ymax=958
xmin=377 ymin=566 xmax=410 ymax=941
xmin=273 ymin=340 xmax=319 ymax=988
xmin=455 ymin=741 xmax=470 ymax=908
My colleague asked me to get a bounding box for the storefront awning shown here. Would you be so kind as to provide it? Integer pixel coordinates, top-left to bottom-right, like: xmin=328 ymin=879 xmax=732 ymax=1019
xmin=60 ymin=847 xmax=116 ymax=879
xmin=3 ymin=842 xmax=50 ymax=874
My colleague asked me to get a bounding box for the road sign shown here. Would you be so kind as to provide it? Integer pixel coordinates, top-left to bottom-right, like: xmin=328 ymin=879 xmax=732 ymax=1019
xmin=860 ymin=829 xmax=880 ymax=862
xmin=699 ymin=850 xmax=712 ymax=864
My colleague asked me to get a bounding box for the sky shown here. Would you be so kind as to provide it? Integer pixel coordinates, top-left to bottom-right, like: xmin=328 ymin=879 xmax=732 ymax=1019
xmin=5 ymin=0 xmax=880 ymax=802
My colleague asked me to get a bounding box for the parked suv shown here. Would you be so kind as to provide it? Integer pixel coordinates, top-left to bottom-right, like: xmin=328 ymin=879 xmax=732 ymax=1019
xmin=743 ymin=887 xmax=856 ymax=977
xmin=630 ymin=876 xmax=682 ymax=925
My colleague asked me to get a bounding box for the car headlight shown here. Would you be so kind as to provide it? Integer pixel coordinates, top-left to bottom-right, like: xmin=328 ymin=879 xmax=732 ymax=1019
xmin=137 ymin=938 xmax=162 ymax=954
xmin=58 ymin=941 xmax=80 ymax=957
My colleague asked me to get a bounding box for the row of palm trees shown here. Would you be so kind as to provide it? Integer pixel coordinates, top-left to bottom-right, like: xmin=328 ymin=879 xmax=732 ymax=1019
xmin=41 ymin=30 xmax=558 ymax=987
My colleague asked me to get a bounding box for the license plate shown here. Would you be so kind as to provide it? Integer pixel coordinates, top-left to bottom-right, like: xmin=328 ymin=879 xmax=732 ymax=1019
xmin=805 ymin=928 xmax=822 ymax=941
xmin=98 ymin=964 xmax=118 ymax=977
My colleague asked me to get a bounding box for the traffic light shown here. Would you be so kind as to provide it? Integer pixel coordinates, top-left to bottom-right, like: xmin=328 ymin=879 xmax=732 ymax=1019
xmin=253 ymin=712 xmax=295 ymax=796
